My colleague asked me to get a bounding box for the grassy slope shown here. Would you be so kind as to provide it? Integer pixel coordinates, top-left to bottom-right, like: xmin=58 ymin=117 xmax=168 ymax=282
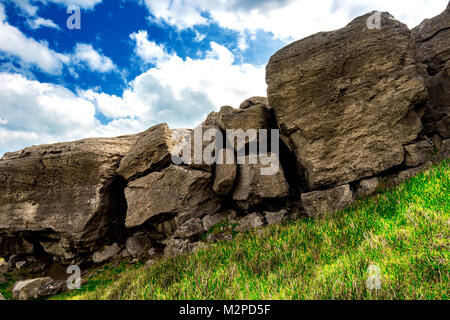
xmin=5 ymin=160 xmax=449 ymax=300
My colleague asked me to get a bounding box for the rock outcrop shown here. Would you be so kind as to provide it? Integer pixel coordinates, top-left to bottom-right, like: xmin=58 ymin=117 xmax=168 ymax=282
xmin=412 ymin=3 xmax=450 ymax=139
xmin=0 ymin=136 xmax=136 ymax=263
xmin=266 ymin=12 xmax=428 ymax=190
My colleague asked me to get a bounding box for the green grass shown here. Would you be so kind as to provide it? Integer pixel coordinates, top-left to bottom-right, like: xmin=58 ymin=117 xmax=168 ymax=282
xmin=9 ymin=159 xmax=450 ymax=300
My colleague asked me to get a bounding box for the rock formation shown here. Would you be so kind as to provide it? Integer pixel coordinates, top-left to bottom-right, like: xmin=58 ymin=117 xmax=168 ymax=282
xmin=0 ymin=5 xmax=449 ymax=281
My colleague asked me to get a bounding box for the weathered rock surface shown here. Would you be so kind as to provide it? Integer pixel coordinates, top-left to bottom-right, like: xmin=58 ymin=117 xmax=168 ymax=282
xmin=125 ymin=165 xmax=220 ymax=228
xmin=92 ymin=243 xmax=120 ymax=264
xmin=412 ymin=3 xmax=450 ymax=139
xmin=301 ymin=185 xmax=353 ymax=218
xmin=232 ymin=154 xmax=289 ymax=211
xmin=0 ymin=136 xmax=137 ymax=263
xmin=202 ymin=212 xmax=227 ymax=231
xmin=355 ymin=177 xmax=379 ymax=198
xmin=12 ymin=277 xmax=54 ymax=300
xmin=213 ymin=149 xmax=237 ymax=196
xmin=163 ymin=238 xmax=194 ymax=258
xmin=217 ymin=105 xmax=272 ymax=133
xmin=235 ymin=213 xmax=264 ymax=232
xmin=173 ymin=218 xmax=204 ymax=239
xmin=126 ymin=232 xmax=152 ymax=258
xmin=117 ymin=123 xmax=178 ymax=181
xmin=264 ymin=209 xmax=288 ymax=225
xmin=266 ymin=12 xmax=428 ymax=190
xmin=239 ymin=96 xmax=270 ymax=109
xmin=405 ymin=141 xmax=433 ymax=167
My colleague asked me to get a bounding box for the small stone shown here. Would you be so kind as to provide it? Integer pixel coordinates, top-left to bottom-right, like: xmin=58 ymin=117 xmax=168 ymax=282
xmin=148 ymin=248 xmax=157 ymax=257
xmin=404 ymin=141 xmax=432 ymax=167
xmin=92 ymin=243 xmax=120 ymax=264
xmin=264 ymin=209 xmax=288 ymax=225
xmin=202 ymin=212 xmax=227 ymax=231
xmin=145 ymin=259 xmax=155 ymax=270
xmin=164 ymin=239 xmax=194 ymax=258
xmin=235 ymin=213 xmax=264 ymax=232
xmin=174 ymin=218 xmax=204 ymax=239
xmin=0 ymin=274 xmax=7 ymax=285
xmin=121 ymin=249 xmax=131 ymax=258
xmin=15 ymin=261 xmax=26 ymax=270
xmin=126 ymin=233 xmax=152 ymax=258
xmin=301 ymin=184 xmax=353 ymax=218
xmin=355 ymin=177 xmax=379 ymax=197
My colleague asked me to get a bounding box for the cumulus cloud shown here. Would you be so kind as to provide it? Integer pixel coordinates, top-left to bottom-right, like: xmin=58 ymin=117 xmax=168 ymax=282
xmin=141 ymin=0 xmax=448 ymax=40
xmin=0 ymin=4 xmax=69 ymax=74
xmin=82 ymin=38 xmax=266 ymax=128
xmin=130 ymin=30 xmax=168 ymax=64
xmin=72 ymin=43 xmax=116 ymax=73
xmin=0 ymin=72 xmax=142 ymax=155
xmin=9 ymin=0 xmax=102 ymax=15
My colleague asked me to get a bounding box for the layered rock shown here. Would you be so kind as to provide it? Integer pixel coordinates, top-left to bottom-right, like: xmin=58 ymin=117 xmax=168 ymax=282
xmin=301 ymin=185 xmax=353 ymax=218
xmin=124 ymin=165 xmax=221 ymax=228
xmin=232 ymin=154 xmax=289 ymax=211
xmin=0 ymin=136 xmax=137 ymax=263
xmin=266 ymin=12 xmax=428 ymax=190
xmin=412 ymin=3 xmax=450 ymax=139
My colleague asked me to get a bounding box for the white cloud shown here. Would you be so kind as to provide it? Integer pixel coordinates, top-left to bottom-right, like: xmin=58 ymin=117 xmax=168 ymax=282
xmin=0 ymin=72 xmax=142 ymax=156
xmin=72 ymin=43 xmax=116 ymax=73
xmin=0 ymin=4 xmax=69 ymax=74
xmin=27 ymin=17 xmax=60 ymax=30
xmin=130 ymin=30 xmax=168 ymax=64
xmin=10 ymin=0 xmax=102 ymax=15
xmin=141 ymin=0 xmax=449 ymax=40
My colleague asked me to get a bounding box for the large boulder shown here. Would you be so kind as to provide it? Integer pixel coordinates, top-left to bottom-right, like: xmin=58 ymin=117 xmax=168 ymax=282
xmin=92 ymin=243 xmax=120 ymax=264
xmin=0 ymin=136 xmax=137 ymax=263
xmin=239 ymin=96 xmax=270 ymax=109
xmin=124 ymin=165 xmax=221 ymax=228
xmin=12 ymin=277 xmax=55 ymax=300
xmin=232 ymin=154 xmax=289 ymax=211
xmin=117 ymin=123 xmax=179 ymax=181
xmin=412 ymin=4 xmax=450 ymax=139
xmin=266 ymin=12 xmax=428 ymax=190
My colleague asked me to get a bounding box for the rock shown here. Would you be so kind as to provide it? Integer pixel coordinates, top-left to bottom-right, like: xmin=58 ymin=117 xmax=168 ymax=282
xmin=301 ymin=185 xmax=353 ymax=218
xmin=394 ymin=165 xmax=427 ymax=184
xmin=202 ymin=212 xmax=227 ymax=231
xmin=0 ymin=136 xmax=137 ymax=263
xmin=145 ymin=259 xmax=155 ymax=270
xmin=212 ymin=149 xmax=237 ymax=196
xmin=174 ymin=218 xmax=204 ymax=239
xmin=117 ymin=123 xmax=178 ymax=181
xmin=235 ymin=213 xmax=264 ymax=232
xmin=36 ymin=280 xmax=66 ymax=297
xmin=15 ymin=261 xmax=26 ymax=270
xmin=405 ymin=141 xmax=433 ymax=167
xmin=266 ymin=12 xmax=428 ymax=189
xmin=0 ymin=293 xmax=5 ymax=300
xmin=148 ymin=248 xmax=156 ymax=257
xmin=239 ymin=96 xmax=270 ymax=109
xmin=0 ymin=274 xmax=7 ymax=285
xmin=264 ymin=209 xmax=288 ymax=225
xmin=163 ymin=239 xmax=194 ymax=258
xmin=442 ymin=139 xmax=450 ymax=156
xmin=121 ymin=249 xmax=131 ymax=258
xmin=12 ymin=277 xmax=54 ymax=300
xmin=126 ymin=233 xmax=152 ymax=258
xmin=355 ymin=178 xmax=379 ymax=197
xmin=412 ymin=4 xmax=450 ymax=139
xmin=232 ymin=154 xmax=289 ymax=211
xmin=125 ymin=165 xmax=220 ymax=228
xmin=92 ymin=243 xmax=120 ymax=264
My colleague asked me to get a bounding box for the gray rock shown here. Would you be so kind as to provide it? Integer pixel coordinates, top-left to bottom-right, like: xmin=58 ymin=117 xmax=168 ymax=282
xmin=355 ymin=177 xmax=379 ymax=197
xmin=235 ymin=213 xmax=264 ymax=232
xmin=301 ymin=185 xmax=353 ymax=218
xmin=117 ymin=123 xmax=177 ymax=181
xmin=12 ymin=277 xmax=54 ymax=300
xmin=164 ymin=239 xmax=194 ymax=258
xmin=0 ymin=135 xmax=137 ymax=263
xmin=15 ymin=261 xmax=26 ymax=270
xmin=232 ymin=154 xmax=289 ymax=211
xmin=394 ymin=165 xmax=428 ymax=184
xmin=405 ymin=141 xmax=432 ymax=167
xmin=213 ymin=149 xmax=237 ymax=196
xmin=239 ymin=96 xmax=270 ymax=109
xmin=442 ymin=139 xmax=450 ymax=156
xmin=37 ymin=280 xmax=66 ymax=297
xmin=264 ymin=209 xmax=288 ymax=225
xmin=202 ymin=212 xmax=227 ymax=231
xmin=217 ymin=105 xmax=272 ymax=133
xmin=126 ymin=233 xmax=152 ymax=258
xmin=174 ymin=218 xmax=204 ymax=239
xmin=92 ymin=243 xmax=120 ymax=264
xmin=266 ymin=12 xmax=427 ymax=189
xmin=125 ymin=165 xmax=220 ymax=228
xmin=121 ymin=249 xmax=131 ymax=258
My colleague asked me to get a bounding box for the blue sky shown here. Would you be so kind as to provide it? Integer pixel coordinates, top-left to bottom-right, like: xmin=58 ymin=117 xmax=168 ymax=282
xmin=0 ymin=0 xmax=448 ymax=156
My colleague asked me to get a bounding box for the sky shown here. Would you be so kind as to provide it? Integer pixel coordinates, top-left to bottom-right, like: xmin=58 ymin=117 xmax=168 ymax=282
xmin=0 ymin=0 xmax=448 ymax=156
